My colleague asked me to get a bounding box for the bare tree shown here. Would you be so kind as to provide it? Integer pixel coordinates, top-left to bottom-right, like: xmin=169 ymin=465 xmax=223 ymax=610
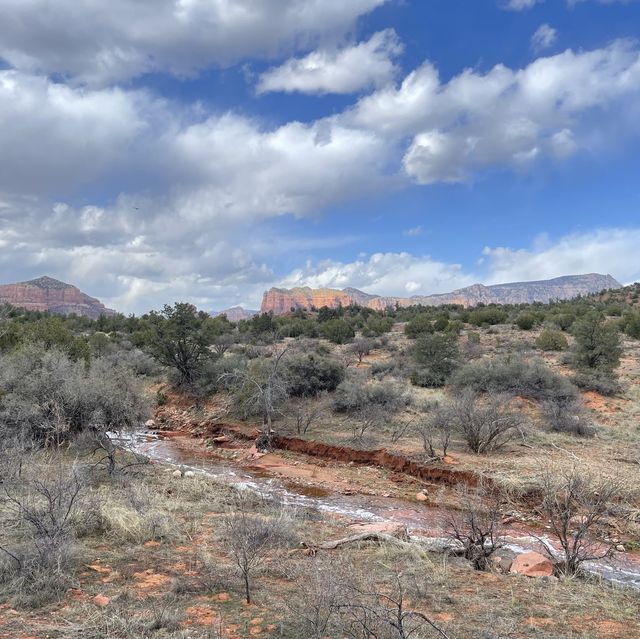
xmin=220 ymin=496 xmax=294 ymax=603
xmin=338 ymin=573 xmax=453 ymax=639
xmin=537 ymin=465 xmax=622 ymax=576
xmin=220 ymin=346 xmax=290 ymax=433
xmin=447 ymin=482 xmax=503 ymax=571
xmin=349 ymin=338 xmax=376 ymax=364
xmin=288 ymin=393 xmax=328 ymax=436
xmin=450 ymin=391 xmax=526 ymax=454
xmin=418 ymin=405 xmax=452 ymax=459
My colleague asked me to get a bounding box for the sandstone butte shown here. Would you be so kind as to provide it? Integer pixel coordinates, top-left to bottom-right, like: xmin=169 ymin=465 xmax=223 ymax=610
xmin=0 ymin=276 xmax=116 ymax=319
xmin=260 ymin=274 xmax=621 ymax=316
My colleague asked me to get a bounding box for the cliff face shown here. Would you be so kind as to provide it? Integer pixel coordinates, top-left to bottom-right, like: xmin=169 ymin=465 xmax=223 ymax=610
xmin=0 ymin=276 xmax=116 ymax=319
xmin=212 ymin=306 xmax=257 ymax=322
xmin=260 ymin=287 xmax=354 ymax=315
xmin=260 ymin=274 xmax=621 ymax=315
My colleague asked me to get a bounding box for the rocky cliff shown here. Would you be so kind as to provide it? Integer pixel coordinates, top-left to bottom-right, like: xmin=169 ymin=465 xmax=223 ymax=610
xmin=211 ymin=306 xmax=257 ymax=322
xmin=0 ymin=276 xmax=116 ymax=319
xmin=261 ymin=274 xmax=621 ymax=315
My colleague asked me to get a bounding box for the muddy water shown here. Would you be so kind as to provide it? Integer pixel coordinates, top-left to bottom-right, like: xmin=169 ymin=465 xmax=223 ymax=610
xmin=131 ymin=431 xmax=640 ymax=590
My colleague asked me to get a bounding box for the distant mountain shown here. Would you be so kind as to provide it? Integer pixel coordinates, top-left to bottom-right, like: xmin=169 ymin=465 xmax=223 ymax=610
xmin=211 ymin=306 xmax=258 ymax=322
xmin=0 ymin=276 xmax=116 ymax=319
xmin=260 ymin=274 xmax=621 ymax=315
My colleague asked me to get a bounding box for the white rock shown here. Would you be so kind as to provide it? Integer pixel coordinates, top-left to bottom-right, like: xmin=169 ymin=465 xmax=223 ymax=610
xmin=145 ymin=419 xmax=156 ymax=428
xmin=172 ymin=469 xmax=182 ymax=478
xmin=184 ymin=470 xmax=195 ymax=478
xmin=616 ymin=544 xmax=626 ymax=552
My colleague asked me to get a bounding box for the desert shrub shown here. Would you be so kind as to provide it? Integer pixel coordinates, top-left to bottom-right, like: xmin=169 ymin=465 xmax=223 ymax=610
xmin=468 ymin=307 xmax=508 ymax=326
xmin=0 ymin=345 xmax=150 ymax=445
xmin=370 ymin=358 xmax=397 ymax=378
xmin=540 ymin=399 xmax=596 ymax=437
xmin=452 ymin=355 xmax=577 ymax=402
xmin=418 ymin=404 xmax=453 ymax=458
xmin=432 ymin=314 xmax=450 ymax=332
xmin=363 ymin=316 xmax=394 ymax=336
xmin=284 ymin=353 xmax=344 ymax=397
xmin=411 ymin=333 xmax=459 ymax=388
xmin=0 ymin=459 xmax=86 ymax=607
xmin=570 ymin=312 xmax=621 ymax=374
xmin=571 ymin=371 xmax=621 ymax=396
xmin=621 ymin=311 xmax=640 ymax=339
xmin=515 ymin=313 xmax=536 ymax=330
xmin=404 ymin=314 xmax=434 ymax=338
xmin=106 ymin=346 xmax=162 ymax=376
xmin=447 ymin=391 xmax=526 ymax=454
xmin=333 ymin=378 xmax=406 ymax=413
xmin=320 ymin=319 xmax=354 ymax=344
xmin=535 ymin=329 xmax=568 ymax=351
xmin=348 ymin=337 xmax=376 ymax=364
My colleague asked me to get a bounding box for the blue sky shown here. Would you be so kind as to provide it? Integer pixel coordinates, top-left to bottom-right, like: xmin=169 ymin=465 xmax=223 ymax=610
xmin=0 ymin=0 xmax=639 ymax=313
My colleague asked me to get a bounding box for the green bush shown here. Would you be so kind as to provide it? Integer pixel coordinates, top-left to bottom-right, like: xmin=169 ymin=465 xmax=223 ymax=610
xmin=570 ymin=312 xmax=621 ymax=373
xmin=404 ymin=314 xmax=434 ymax=338
xmin=571 ymin=371 xmax=620 ymax=396
xmin=411 ymin=333 xmax=459 ymax=388
xmin=451 ymin=356 xmax=577 ymax=402
xmin=535 ymin=329 xmax=569 ymax=351
xmin=515 ymin=313 xmax=536 ymax=331
xmin=284 ymin=354 xmax=345 ymax=397
xmin=468 ymin=307 xmax=508 ymax=327
xmin=320 ymin=319 xmax=355 ymax=344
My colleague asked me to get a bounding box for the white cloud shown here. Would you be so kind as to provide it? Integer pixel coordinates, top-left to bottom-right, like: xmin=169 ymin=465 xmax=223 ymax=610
xmin=482 ymin=228 xmax=640 ymax=285
xmin=274 ymin=227 xmax=640 ymax=302
xmin=280 ymin=252 xmax=475 ymax=297
xmin=531 ymin=24 xmax=558 ymax=52
xmin=346 ymin=40 xmax=640 ymax=183
xmin=257 ymin=29 xmax=402 ymax=95
xmin=0 ymin=0 xmax=389 ymax=85
xmin=504 ymin=0 xmax=542 ymax=10
xmin=403 ymin=225 xmax=424 ymax=237
xmin=0 ymin=71 xmax=147 ymax=194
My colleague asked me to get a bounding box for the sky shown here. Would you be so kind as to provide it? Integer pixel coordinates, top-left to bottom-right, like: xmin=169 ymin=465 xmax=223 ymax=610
xmin=0 ymin=0 xmax=639 ymax=314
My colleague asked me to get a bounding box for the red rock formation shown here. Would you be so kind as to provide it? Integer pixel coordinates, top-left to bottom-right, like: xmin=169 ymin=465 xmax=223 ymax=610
xmin=260 ymin=274 xmax=621 ymax=315
xmin=212 ymin=306 xmax=257 ymax=322
xmin=0 ymin=276 xmax=116 ymax=319
xmin=260 ymin=286 xmax=354 ymax=315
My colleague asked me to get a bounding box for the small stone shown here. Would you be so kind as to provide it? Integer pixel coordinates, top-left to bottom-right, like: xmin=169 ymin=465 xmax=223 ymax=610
xmin=93 ymin=594 xmax=110 ymax=607
xmin=184 ymin=470 xmax=195 ymax=478
xmin=145 ymin=419 xmax=155 ymax=428
xmin=415 ymin=492 xmax=428 ymax=502
xmin=172 ymin=469 xmax=182 ymax=478
xmin=616 ymin=544 xmax=626 ymax=552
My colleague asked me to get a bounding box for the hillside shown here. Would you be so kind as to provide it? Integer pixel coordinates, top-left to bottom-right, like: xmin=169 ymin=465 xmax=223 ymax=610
xmin=0 ymin=276 xmax=116 ymax=319
xmin=261 ymin=273 xmax=621 ymax=315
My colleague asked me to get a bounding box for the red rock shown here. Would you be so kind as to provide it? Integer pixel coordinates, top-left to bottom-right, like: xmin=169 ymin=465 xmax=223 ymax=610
xmin=93 ymin=594 xmax=110 ymax=607
xmin=416 ymin=492 xmax=429 ymax=501
xmin=0 ymin=276 xmax=115 ymax=318
xmin=510 ymin=552 xmax=554 ymax=578
xmin=260 ymin=275 xmax=621 ymax=316
xmin=347 ymin=522 xmax=408 ymax=538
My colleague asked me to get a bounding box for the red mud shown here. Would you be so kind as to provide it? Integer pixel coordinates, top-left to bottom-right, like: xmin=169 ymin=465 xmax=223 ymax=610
xmin=272 ymin=436 xmax=482 ymax=487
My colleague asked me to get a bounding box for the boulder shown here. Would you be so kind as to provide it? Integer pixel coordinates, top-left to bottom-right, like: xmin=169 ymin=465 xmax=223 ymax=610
xmin=145 ymin=419 xmax=156 ymax=428
xmin=415 ymin=492 xmax=429 ymax=502
xmin=172 ymin=469 xmax=183 ymax=478
xmin=347 ymin=522 xmax=408 ymax=539
xmin=510 ymin=551 xmax=554 ymax=578
xmin=184 ymin=470 xmax=195 ymax=478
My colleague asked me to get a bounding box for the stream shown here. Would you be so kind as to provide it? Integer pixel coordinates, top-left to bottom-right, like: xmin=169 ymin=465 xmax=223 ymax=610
xmin=130 ymin=431 xmax=640 ymax=590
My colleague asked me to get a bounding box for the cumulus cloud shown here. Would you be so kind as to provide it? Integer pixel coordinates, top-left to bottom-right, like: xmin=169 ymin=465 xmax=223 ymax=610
xmin=531 ymin=24 xmax=558 ymax=52
xmin=274 ymin=227 xmax=640 ymax=302
xmin=482 ymin=228 xmax=640 ymax=285
xmin=0 ymin=0 xmax=389 ymax=85
xmin=279 ymin=252 xmax=475 ymax=297
xmin=346 ymin=40 xmax=640 ymax=183
xmin=257 ymin=29 xmax=402 ymax=95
